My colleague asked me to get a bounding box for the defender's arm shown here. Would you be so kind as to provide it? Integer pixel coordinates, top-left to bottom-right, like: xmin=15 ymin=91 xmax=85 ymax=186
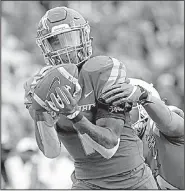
xmin=101 ymin=82 xmax=184 ymax=137
xmin=143 ymin=95 xmax=184 ymax=137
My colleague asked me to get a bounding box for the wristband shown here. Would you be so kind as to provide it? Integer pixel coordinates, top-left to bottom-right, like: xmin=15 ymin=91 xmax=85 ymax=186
xmin=97 ymin=98 xmax=127 ymax=113
xmin=69 ymin=112 xmax=83 ymax=123
xmin=67 ymin=110 xmax=80 ymax=119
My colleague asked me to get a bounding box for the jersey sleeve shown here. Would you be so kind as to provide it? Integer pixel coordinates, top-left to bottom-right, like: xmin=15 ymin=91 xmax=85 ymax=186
xmin=81 ymin=55 xmax=127 ymax=99
xmin=80 ymin=56 xmax=130 ymax=123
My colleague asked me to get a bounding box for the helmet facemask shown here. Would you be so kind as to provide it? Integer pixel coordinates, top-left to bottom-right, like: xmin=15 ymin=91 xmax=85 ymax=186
xmin=36 ymin=22 xmax=92 ymax=66
xmin=128 ymin=78 xmax=161 ymax=139
xmin=131 ymin=104 xmax=149 ymax=139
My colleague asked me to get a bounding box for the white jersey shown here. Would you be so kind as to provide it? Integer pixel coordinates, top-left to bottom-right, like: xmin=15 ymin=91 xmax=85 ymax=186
xmin=143 ymin=120 xmax=184 ymax=190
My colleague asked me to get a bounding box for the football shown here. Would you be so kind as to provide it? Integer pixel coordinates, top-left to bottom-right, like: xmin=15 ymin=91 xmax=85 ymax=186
xmin=32 ymin=64 xmax=79 ymax=112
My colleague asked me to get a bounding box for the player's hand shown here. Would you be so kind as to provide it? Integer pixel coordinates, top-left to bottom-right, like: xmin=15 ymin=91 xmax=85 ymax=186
xmin=168 ymin=106 xmax=184 ymax=119
xmin=24 ymin=76 xmax=35 ymax=109
xmin=24 ymin=66 xmax=60 ymax=123
xmin=24 ymin=79 xmax=60 ymax=124
xmin=46 ymin=86 xmax=80 ymax=117
xmin=24 ymin=65 xmax=53 ymax=109
xmin=101 ymin=82 xmax=144 ymax=106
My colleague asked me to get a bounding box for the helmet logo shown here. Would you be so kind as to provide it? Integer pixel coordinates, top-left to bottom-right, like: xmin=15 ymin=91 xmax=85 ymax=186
xmin=51 ymin=24 xmax=70 ymax=33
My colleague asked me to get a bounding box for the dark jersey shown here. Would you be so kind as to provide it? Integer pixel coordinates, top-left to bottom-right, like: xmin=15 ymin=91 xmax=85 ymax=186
xmin=56 ymin=56 xmax=145 ymax=179
xmin=144 ymin=120 xmax=184 ymax=189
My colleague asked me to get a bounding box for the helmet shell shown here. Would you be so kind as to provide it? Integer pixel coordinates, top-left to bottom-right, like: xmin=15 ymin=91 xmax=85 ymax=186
xmin=129 ymin=78 xmax=161 ymax=137
xmin=36 ymin=7 xmax=92 ymax=66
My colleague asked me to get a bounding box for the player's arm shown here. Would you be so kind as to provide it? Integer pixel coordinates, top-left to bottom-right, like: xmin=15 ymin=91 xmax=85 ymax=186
xmin=101 ymin=82 xmax=184 ymax=137
xmin=72 ymin=115 xmax=123 ymax=159
xmin=26 ymin=104 xmax=61 ymax=159
xmin=47 ymin=86 xmax=124 ymax=159
xmin=34 ymin=111 xmax=61 ymax=158
xmin=141 ymin=95 xmax=184 ymax=137
xmin=24 ymin=76 xmax=61 ymax=159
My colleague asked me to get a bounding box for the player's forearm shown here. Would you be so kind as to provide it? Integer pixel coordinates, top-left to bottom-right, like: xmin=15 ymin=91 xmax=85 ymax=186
xmin=34 ymin=113 xmax=61 ymax=158
xmin=35 ymin=121 xmax=61 ymax=158
xmin=72 ymin=115 xmax=119 ymax=149
xmin=143 ymin=95 xmax=172 ymax=126
xmin=79 ymin=132 xmax=120 ymax=159
xmin=164 ymin=111 xmax=184 ymax=136
xmin=143 ymin=95 xmax=184 ymax=136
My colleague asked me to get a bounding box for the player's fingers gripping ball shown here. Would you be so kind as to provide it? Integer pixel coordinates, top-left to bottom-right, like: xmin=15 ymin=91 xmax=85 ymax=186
xmin=31 ymin=64 xmax=81 ymax=116
xmin=24 ymin=76 xmax=36 ymax=109
xmin=47 ymin=86 xmax=79 ymax=115
xmin=24 ymin=65 xmax=53 ymax=109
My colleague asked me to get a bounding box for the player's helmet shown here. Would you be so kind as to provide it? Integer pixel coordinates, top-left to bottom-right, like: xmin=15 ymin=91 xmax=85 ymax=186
xmin=36 ymin=7 xmax=92 ymax=66
xmin=129 ymin=78 xmax=161 ymax=138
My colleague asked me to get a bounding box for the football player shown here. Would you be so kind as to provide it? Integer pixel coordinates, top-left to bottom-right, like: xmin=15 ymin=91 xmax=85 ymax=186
xmin=101 ymin=78 xmax=184 ymax=189
xmin=24 ymin=7 xmax=158 ymax=189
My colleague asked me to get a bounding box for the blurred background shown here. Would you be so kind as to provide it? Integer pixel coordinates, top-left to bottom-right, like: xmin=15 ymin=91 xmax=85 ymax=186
xmin=1 ymin=1 xmax=184 ymax=189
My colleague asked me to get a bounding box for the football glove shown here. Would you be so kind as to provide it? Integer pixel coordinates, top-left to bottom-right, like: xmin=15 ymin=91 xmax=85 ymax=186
xmin=101 ymin=82 xmax=150 ymax=106
xmin=46 ymin=86 xmax=81 ymax=119
xmin=24 ymin=65 xmax=60 ymax=123
xmin=24 ymin=65 xmax=53 ymax=109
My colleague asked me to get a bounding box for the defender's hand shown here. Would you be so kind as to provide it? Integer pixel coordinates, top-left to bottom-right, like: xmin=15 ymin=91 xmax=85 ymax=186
xmin=101 ymin=83 xmax=143 ymax=106
xmin=46 ymin=86 xmax=80 ymax=116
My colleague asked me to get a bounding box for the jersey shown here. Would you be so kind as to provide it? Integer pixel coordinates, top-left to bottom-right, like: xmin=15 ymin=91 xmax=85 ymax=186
xmin=143 ymin=120 xmax=184 ymax=189
xmin=56 ymin=55 xmax=145 ymax=180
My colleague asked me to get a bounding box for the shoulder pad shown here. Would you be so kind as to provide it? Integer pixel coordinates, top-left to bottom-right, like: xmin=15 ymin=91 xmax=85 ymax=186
xmin=82 ymin=55 xmax=112 ymax=72
xmin=81 ymin=56 xmax=127 ymax=99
